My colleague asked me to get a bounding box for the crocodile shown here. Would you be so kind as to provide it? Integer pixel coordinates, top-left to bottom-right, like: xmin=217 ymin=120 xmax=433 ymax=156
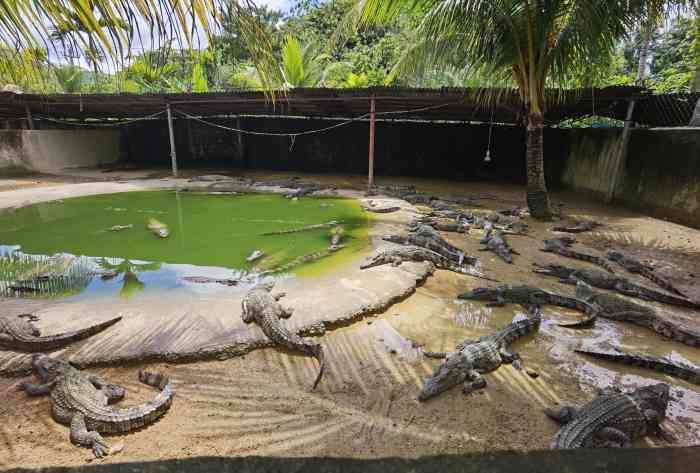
xmin=329 ymin=226 xmax=345 ymax=249
xmin=410 ymin=218 xmax=467 ymax=234
xmin=576 ymin=349 xmax=700 ymax=386
xmin=418 ymin=304 xmax=541 ymax=401
xmin=19 ymin=353 xmax=172 ymax=457
xmin=0 ymin=314 xmax=122 ymax=352
xmin=260 ymin=221 xmax=338 ymax=236
xmin=606 ymin=250 xmax=688 ymax=298
xmin=146 ymin=218 xmax=169 ymax=239
xmin=181 ymin=276 xmax=240 ymax=286
xmin=546 ymin=383 xmax=670 ymax=449
xmin=574 ymin=281 xmax=700 ymax=346
xmin=551 ymin=220 xmax=601 ymax=234
xmin=458 ymin=285 xmax=598 ymax=328
xmin=533 ymin=263 xmax=700 ymax=310
xmin=542 ymin=238 xmax=615 ymax=273
xmin=479 ymin=221 xmax=517 ymax=264
xmin=383 ymin=225 xmax=475 ymax=266
xmin=256 ymin=246 xmax=343 ymax=275
xmin=361 ymin=245 xmax=471 ymax=276
xmin=241 ymin=281 xmax=325 ymax=389
xmin=107 ymin=224 xmax=133 ymax=232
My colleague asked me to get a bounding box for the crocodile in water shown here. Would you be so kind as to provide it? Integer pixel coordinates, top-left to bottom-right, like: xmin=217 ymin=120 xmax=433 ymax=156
xmin=458 ymin=285 xmax=598 ymax=328
xmin=542 ymin=238 xmax=615 ymax=273
xmin=19 ymin=353 xmax=172 ymax=457
xmin=418 ymin=304 xmax=541 ymax=400
xmin=0 ymin=314 xmax=122 ymax=352
xmin=260 ymin=221 xmax=339 ymax=236
xmin=241 ymin=281 xmax=325 ymax=389
xmin=576 ymin=349 xmax=700 ymax=386
xmin=533 ymin=263 xmax=700 ymax=309
xmin=607 ymin=250 xmax=688 ymax=298
xmin=546 ymin=383 xmax=670 ymax=449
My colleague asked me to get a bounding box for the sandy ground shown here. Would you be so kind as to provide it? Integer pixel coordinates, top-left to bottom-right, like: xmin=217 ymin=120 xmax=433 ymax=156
xmin=1 ymin=169 xmax=700 ymax=468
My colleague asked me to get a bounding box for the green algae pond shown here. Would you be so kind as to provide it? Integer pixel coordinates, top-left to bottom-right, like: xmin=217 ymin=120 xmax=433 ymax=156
xmin=0 ymin=190 xmax=372 ymax=300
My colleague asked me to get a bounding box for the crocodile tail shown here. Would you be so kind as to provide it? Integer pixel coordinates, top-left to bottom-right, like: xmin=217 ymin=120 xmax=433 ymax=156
xmin=311 ymin=344 xmax=325 ymax=391
xmin=8 ymin=316 xmax=122 ymax=352
xmin=96 ymin=371 xmax=173 ymax=434
xmin=575 ymin=350 xmax=700 ymax=385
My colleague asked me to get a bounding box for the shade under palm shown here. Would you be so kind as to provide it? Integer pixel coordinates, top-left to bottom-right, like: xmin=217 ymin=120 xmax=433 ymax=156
xmin=357 ymin=0 xmax=648 ymax=218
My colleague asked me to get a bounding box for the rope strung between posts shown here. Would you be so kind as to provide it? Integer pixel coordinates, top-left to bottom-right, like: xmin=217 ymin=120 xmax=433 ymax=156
xmin=173 ymin=101 xmax=461 ymax=138
xmin=34 ymin=110 xmax=166 ymax=127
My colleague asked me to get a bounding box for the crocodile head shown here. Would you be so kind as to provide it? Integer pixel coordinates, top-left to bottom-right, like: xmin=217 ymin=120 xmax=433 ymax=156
xmin=418 ymin=352 xmax=469 ymax=401
xmin=31 ymin=353 xmax=73 ymax=382
xmin=606 ymin=250 xmax=624 ymax=261
xmin=359 ymin=252 xmax=388 ymax=269
xmin=533 ymin=263 xmax=575 ymax=278
xmin=575 ymin=281 xmax=595 ymax=301
xmin=635 ymin=383 xmax=670 ymax=422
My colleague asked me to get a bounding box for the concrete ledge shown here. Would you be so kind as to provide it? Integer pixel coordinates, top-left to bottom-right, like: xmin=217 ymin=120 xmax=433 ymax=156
xmin=7 ymin=448 xmax=700 ymax=473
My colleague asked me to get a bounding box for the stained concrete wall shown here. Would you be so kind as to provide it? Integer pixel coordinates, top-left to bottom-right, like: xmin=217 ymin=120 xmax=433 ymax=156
xmin=560 ymin=127 xmax=700 ymax=228
xmin=0 ymin=129 xmax=119 ymax=174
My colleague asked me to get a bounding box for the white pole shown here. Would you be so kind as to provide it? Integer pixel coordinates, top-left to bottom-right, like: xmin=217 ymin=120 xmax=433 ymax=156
xmin=166 ymin=103 xmax=179 ymax=177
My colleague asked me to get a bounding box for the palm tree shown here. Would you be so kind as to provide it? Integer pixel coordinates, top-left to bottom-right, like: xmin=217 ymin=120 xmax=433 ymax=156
xmin=357 ymin=0 xmax=649 ymax=218
xmin=53 ymin=66 xmax=85 ymax=93
xmin=0 ymin=1 xmax=282 ymax=93
xmin=281 ymin=36 xmax=329 ymax=87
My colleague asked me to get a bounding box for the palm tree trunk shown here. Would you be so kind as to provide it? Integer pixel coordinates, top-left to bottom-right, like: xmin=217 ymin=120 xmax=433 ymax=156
xmin=525 ymin=113 xmax=552 ymax=219
xmin=636 ymin=23 xmax=652 ymax=86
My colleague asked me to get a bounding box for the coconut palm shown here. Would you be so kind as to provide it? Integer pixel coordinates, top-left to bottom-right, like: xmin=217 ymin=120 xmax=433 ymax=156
xmin=281 ymin=36 xmax=329 ymax=87
xmin=356 ymin=1 xmax=653 ymax=218
xmin=53 ymin=65 xmax=85 ymax=93
xmin=0 ymin=1 xmax=282 ymax=93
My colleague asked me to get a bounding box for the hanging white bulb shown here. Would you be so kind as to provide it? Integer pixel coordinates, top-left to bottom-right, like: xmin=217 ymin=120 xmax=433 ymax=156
xmin=484 ymin=149 xmax=491 ymax=163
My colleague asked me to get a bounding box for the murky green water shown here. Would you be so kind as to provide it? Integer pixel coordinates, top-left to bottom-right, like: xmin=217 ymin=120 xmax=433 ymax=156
xmin=0 ymin=191 xmax=372 ymax=299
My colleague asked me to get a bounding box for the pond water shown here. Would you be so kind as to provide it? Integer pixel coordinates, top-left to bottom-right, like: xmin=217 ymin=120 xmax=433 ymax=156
xmin=0 ymin=191 xmax=372 ymax=300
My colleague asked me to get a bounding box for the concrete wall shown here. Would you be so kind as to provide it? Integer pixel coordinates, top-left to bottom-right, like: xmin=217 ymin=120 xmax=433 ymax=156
xmin=560 ymin=127 xmax=700 ymax=228
xmin=0 ymin=129 xmax=119 ymax=174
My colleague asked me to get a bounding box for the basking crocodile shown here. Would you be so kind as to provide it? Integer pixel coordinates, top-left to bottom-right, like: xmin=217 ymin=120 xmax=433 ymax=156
xmin=542 ymin=238 xmax=615 ymax=273
xmin=551 ymin=220 xmax=601 ymax=234
xmin=458 ymin=285 xmax=598 ymax=328
xmin=410 ymin=218 xmax=467 ymax=234
xmin=361 ymin=245 xmax=488 ymax=279
xmin=533 ymin=263 xmax=700 ymax=309
xmin=574 ymin=281 xmax=700 ymax=346
xmin=0 ymin=314 xmax=122 ymax=352
xmin=607 ymin=250 xmax=688 ymax=298
xmin=418 ymin=304 xmax=541 ymax=401
xmin=480 ymin=222 xmax=517 ymax=264
xmin=19 ymin=353 xmax=172 ymax=458
xmin=383 ymin=225 xmax=475 ymax=266
xmin=260 ymin=221 xmax=338 ymax=236
xmin=546 ymin=383 xmax=670 ymax=449
xmin=242 ymin=282 xmax=325 ymax=389
xmin=576 ymin=349 xmax=700 ymax=386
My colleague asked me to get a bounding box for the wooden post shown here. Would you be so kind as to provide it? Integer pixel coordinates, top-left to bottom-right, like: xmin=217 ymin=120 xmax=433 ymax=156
xmin=166 ymin=103 xmax=179 ymax=177
xmin=24 ymin=105 xmax=34 ymax=130
xmin=606 ymin=100 xmax=635 ymax=203
xmin=368 ymin=97 xmax=376 ymax=193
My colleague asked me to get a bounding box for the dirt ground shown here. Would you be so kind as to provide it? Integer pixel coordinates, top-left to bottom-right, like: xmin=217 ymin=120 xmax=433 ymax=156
xmin=1 ymin=169 xmax=700 ymax=469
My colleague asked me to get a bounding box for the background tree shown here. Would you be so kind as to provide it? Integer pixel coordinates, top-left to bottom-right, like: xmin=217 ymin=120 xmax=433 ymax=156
xmin=356 ymin=0 xmax=642 ymax=218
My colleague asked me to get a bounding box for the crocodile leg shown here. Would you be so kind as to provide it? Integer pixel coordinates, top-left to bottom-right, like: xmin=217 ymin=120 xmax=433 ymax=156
xmin=544 ymin=406 xmax=579 ymax=424
xmin=19 ymin=380 xmax=56 ymax=396
xmin=70 ymin=413 xmax=120 ymax=458
xmin=498 ymin=346 xmax=523 ymax=370
xmin=462 ymin=370 xmax=487 ymax=395
xmin=596 ymin=427 xmax=632 ymax=447
xmin=88 ymin=375 xmax=125 ymax=403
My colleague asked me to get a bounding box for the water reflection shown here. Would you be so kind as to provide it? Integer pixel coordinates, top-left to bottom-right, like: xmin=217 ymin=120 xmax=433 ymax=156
xmin=97 ymin=258 xmax=162 ymax=299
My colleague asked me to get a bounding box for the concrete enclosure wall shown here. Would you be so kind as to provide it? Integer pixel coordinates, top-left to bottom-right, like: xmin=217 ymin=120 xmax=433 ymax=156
xmin=560 ymin=127 xmax=700 ymax=228
xmin=0 ymin=129 xmax=119 ymax=174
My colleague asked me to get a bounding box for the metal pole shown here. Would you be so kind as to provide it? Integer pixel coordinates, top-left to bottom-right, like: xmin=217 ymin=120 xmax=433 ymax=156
xmin=24 ymin=105 xmax=34 ymax=130
xmin=236 ymin=116 xmax=245 ymax=168
xmin=166 ymin=103 xmax=178 ymax=177
xmin=368 ymin=97 xmax=376 ymax=193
